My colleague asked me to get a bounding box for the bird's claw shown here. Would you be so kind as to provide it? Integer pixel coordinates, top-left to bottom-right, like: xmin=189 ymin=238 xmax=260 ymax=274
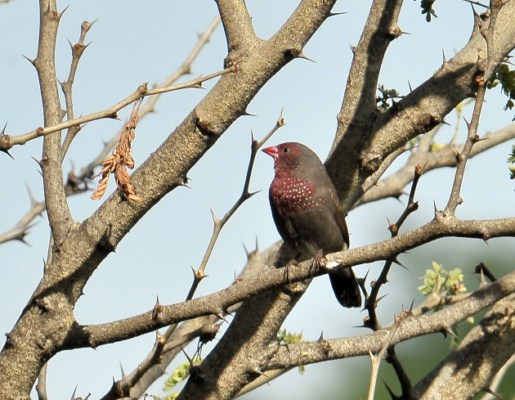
xmin=283 ymin=259 xmax=299 ymax=283
xmin=310 ymin=249 xmax=325 ymax=277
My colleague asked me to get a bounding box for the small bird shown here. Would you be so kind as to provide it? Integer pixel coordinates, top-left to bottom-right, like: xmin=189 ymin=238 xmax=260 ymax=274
xmin=263 ymin=142 xmax=361 ymax=308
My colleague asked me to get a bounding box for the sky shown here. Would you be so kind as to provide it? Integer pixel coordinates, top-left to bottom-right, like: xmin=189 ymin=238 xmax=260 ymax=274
xmin=0 ymin=1 xmax=514 ymax=399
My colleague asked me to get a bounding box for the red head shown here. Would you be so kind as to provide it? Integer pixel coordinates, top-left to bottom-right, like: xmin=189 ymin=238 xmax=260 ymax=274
xmin=262 ymin=142 xmax=325 ymax=177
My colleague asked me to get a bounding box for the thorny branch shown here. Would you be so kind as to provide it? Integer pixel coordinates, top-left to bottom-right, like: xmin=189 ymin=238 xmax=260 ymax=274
xmin=101 ymin=112 xmax=285 ymax=399
xmin=0 ymin=66 xmax=235 ymax=153
xmin=361 ymin=166 xmax=422 ymax=399
xmin=186 ymin=111 xmax=285 ymax=301
xmin=0 ymin=17 xmax=222 ymax=246
xmin=61 ymin=20 xmax=95 ymax=159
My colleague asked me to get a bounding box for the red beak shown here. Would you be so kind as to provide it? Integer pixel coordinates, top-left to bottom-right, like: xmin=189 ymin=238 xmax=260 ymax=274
xmin=262 ymin=146 xmax=279 ymax=160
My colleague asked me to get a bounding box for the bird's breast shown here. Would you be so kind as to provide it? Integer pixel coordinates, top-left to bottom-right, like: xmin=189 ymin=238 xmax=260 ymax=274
xmin=270 ymin=175 xmax=318 ymax=212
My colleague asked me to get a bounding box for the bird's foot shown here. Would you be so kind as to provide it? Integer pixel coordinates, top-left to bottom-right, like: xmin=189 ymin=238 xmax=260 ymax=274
xmin=283 ymin=259 xmax=299 ymax=283
xmin=310 ymin=249 xmax=325 ymax=277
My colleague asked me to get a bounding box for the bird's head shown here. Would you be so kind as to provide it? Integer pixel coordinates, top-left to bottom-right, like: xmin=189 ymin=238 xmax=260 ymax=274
xmin=262 ymin=142 xmax=312 ymax=173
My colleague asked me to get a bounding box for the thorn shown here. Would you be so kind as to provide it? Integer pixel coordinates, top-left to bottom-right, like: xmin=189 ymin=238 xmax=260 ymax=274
xmin=1 ymin=122 xmax=6 ymax=134
xmin=70 ymin=385 xmax=78 ymax=400
xmin=254 ymin=235 xmax=259 ymax=252
xmin=439 ymin=325 xmax=457 ymax=338
xmin=210 ymin=207 xmax=219 ymax=224
xmin=376 ymin=294 xmax=388 ymax=304
xmin=327 ymin=11 xmax=347 ymax=17
xmin=241 ymin=110 xmax=256 ymax=117
xmin=31 ymin=156 xmax=44 ymax=169
xmin=250 ymin=366 xmax=267 ymax=377
xmin=243 ymin=242 xmax=251 ymax=259
xmin=442 ymin=48 xmax=447 ymax=64
xmin=481 ymin=387 xmax=503 ymax=399
xmin=383 ymin=380 xmax=400 ymax=399
xmin=297 ymin=52 xmax=316 ymax=63
xmin=407 ymin=80 xmax=413 ymax=93
xmin=152 ymin=296 xmax=163 ymax=320
xmin=119 ymin=362 xmax=126 ymax=378
xmin=172 ymin=175 xmax=190 ymax=187
xmin=1 ymin=148 xmax=14 ymax=159
xmin=60 ymin=4 xmax=70 ymax=17
xmin=362 ymin=270 xmax=370 ymax=282
xmin=392 ymin=257 xmax=409 ymax=271
xmin=22 ymin=54 xmax=36 ymax=67
xmin=317 ymin=331 xmax=325 ymax=341
xmin=474 ymin=262 xmax=497 ymax=282
xmin=215 ymin=311 xmax=230 ymax=324
xmin=408 ymin=299 xmax=415 ymax=314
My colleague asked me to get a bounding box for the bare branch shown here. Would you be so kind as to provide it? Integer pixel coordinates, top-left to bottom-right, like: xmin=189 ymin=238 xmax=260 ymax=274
xmin=1 ymin=67 xmax=235 ymax=151
xmin=265 ymin=271 xmax=515 ymax=371
xmin=215 ymin=0 xmax=257 ymax=61
xmin=67 ymin=216 xmax=515 ymax=349
xmin=186 ymin=112 xmax=285 ymax=300
xmin=412 ymin=293 xmax=515 ymax=400
xmin=356 ymin=122 xmax=515 ymax=207
xmin=367 ymin=310 xmax=405 ymax=400
xmin=35 ymin=0 xmax=71 ymax=244
xmin=61 ymin=20 xmax=95 ymax=159
xmin=328 ymin=1 xmax=515 ymax=212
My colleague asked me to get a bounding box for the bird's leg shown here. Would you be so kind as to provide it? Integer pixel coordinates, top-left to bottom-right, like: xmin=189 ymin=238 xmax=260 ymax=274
xmin=283 ymin=259 xmax=299 ymax=283
xmin=310 ymin=249 xmax=325 ymax=277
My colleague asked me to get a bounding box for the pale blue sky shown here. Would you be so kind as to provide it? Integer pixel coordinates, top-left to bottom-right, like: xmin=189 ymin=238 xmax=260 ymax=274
xmin=1 ymin=1 xmax=513 ymax=398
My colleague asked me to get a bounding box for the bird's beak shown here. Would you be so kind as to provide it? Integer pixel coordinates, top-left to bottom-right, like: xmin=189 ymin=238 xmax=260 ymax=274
xmin=262 ymin=146 xmax=279 ymax=160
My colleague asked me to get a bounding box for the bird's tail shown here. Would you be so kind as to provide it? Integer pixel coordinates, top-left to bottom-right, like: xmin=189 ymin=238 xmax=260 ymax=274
xmin=328 ymin=268 xmax=362 ymax=308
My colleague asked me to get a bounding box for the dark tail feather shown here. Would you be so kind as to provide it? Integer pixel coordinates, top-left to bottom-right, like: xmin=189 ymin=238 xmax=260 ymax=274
xmin=328 ymin=268 xmax=362 ymax=308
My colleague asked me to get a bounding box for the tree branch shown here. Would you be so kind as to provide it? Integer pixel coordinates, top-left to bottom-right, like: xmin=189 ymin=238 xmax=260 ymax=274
xmin=35 ymin=0 xmax=72 ymax=244
xmin=216 ymin=0 xmax=257 ymax=61
xmin=327 ymin=0 xmax=404 ymax=208
xmin=356 ymin=122 xmax=515 ymax=206
xmin=0 ymin=1 xmax=340 ymax=397
xmin=70 ymin=216 xmax=515 ymax=350
xmin=264 ymin=271 xmax=515 ymax=370
xmin=328 ymin=1 xmax=515 ymax=212
xmin=413 ymin=293 xmax=515 ymax=399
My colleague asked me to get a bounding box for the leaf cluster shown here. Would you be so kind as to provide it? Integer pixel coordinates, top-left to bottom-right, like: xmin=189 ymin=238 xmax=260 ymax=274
xmin=418 ymin=261 xmax=467 ymax=297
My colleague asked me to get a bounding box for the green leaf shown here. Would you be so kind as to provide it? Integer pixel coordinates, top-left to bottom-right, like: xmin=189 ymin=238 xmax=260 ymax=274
xmin=418 ymin=262 xmax=466 ymax=296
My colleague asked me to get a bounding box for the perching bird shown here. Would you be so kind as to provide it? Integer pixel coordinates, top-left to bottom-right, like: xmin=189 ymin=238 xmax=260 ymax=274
xmin=263 ymin=142 xmax=361 ymax=308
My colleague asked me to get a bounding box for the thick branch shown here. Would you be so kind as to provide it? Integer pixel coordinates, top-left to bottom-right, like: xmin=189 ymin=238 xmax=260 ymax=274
xmin=328 ymin=1 xmax=515 ymax=212
xmin=264 ymin=271 xmax=515 ymax=370
xmin=216 ymin=0 xmax=257 ymax=59
xmin=356 ymin=122 xmax=515 ymax=206
xmin=35 ymin=0 xmax=71 ymax=243
xmin=413 ymin=293 xmax=515 ymax=400
xmin=72 ymin=216 xmax=515 ymax=349
xmin=0 ymin=1 xmax=338 ymax=397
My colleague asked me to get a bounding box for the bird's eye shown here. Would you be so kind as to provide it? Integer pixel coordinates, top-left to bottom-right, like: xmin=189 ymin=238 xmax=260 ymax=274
xmin=283 ymin=147 xmax=290 ymax=153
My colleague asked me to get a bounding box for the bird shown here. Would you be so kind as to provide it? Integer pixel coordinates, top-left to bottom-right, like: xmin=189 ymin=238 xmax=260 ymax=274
xmin=262 ymin=142 xmax=361 ymax=308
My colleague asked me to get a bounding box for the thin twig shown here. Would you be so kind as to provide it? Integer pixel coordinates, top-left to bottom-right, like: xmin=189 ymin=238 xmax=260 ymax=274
xmin=61 ymin=20 xmax=96 ymax=159
xmin=1 ymin=67 xmax=235 ymax=152
xmin=367 ymin=311 xmax=405 ymax=400
xmin=364 ymin=165 xmax=423 ymax=329
xmin=444 ymin=3 xmax=505 ymax=215
xmin=0 ymin=18 xmax=222 ymax=247
xmin=362 ymin=166 xmax=422 ymax=398
xmin=186 ymin=110 xmax=285 ymax=301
